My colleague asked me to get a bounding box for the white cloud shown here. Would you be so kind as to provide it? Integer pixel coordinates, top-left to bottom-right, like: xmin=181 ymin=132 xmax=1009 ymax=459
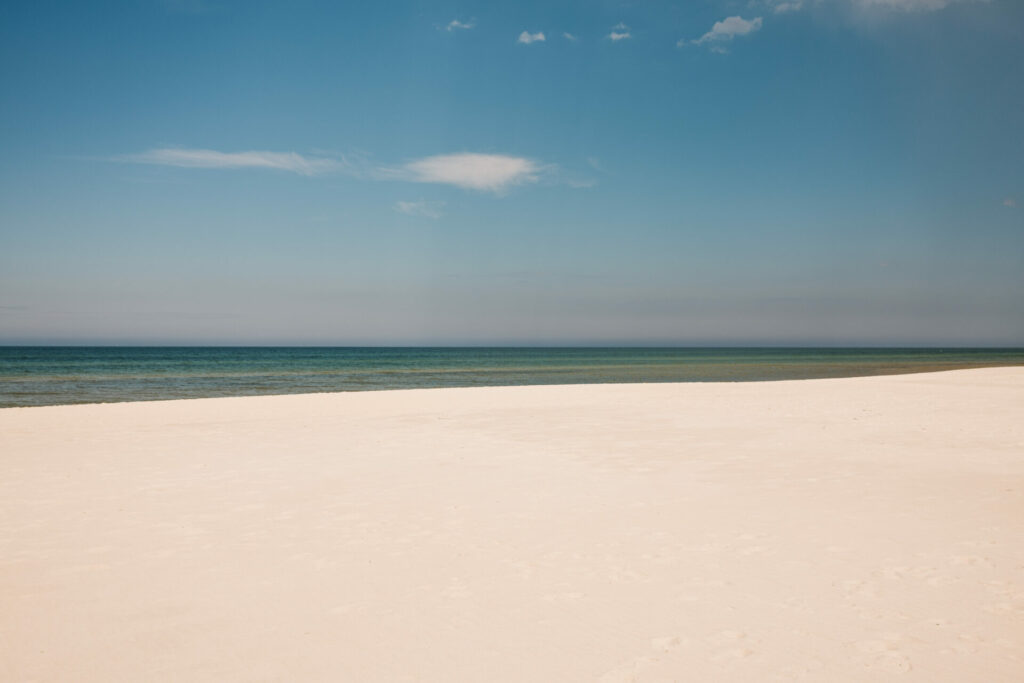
xmin=445 ymin=19 xmax=474 ymax=32
xmin=392 ymin=153 xmax=542 ymax=193
xmin=121 ymin=148 xmax=340 ymax=175
xmin=395 ymin=200 xmax=445 ymax=218
xmin=563 ymin=32 xmax=578 ymax=41
xmin=763 ymin=0 xmax=985 ymax=13
xmin=122 ymin=148 xmax=552 ymax=194
xmin=853 ymin=0 xmax=985 ymax=10
xmin=771 ymin=1 xmax=804 ymax=12
xmin=1004 ymin=198 xmax=1017 ymax=208
xmin=608 ymin=23 xmax=632 ymax=41
xmin=517 ymin=31 xmax=545 ymax=44
xmin=687 ymin=16 xmax=763 ymax=47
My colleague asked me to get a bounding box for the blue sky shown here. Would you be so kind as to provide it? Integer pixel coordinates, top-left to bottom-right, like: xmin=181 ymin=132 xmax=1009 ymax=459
xmin=1 ymin=0 xmax=1022 ymax=345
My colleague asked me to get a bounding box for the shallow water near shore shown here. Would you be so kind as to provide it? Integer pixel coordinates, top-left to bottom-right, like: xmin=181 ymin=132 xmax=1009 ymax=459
xmin=2 ymin=346 xmax=1023 ymax=408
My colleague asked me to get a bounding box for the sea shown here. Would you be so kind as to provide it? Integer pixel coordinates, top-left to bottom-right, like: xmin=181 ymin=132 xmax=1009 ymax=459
xmin=1 ymin=346 xmax=1022 ymax=408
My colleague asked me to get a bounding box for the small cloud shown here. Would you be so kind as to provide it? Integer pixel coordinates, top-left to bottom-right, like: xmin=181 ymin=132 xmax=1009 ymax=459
xmin=685 ymin=16 xmax=763 ymax=48
xmin=1004 ymin=197 xmax=1017 ymax=208
xmin=120 ymin=148 xmax=563 ymax=195
xmin=609 ymin=22 xmax=632 ymax=41
xmin=517 ymin=30 xmax=546 ymax=44
xmin=563 ymin=32 xmax=578 ymax=41
xmin=395 ymin=200 xmax=445 ymax=219
xmin=445 ymin=19 xmax=474 ymax=32
xmin=388 ymin=153 xmax=544 ymax=193
xmin=853 ymin=0 xmax=986 ymax=11
xmin=771 ymin=0 xmax=804 ymax=12
xmin=759 ymin=0 xmax=985 ymax=15
xmin=119 ymin=148 xmax=341 ymax=175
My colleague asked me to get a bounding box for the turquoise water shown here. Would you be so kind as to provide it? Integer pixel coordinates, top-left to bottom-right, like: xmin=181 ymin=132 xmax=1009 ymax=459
xmin=1 ymin=347 xmax=1022 ymax=408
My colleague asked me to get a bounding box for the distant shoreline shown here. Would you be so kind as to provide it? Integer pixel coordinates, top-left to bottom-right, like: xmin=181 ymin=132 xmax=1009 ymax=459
xmin=3 ymin=344 xmax=1024 ymax=348
xmin=2 ymin=362 xmax=1023 ymax=411
xmin=3 ymin=346 xmax=1024 ymax=408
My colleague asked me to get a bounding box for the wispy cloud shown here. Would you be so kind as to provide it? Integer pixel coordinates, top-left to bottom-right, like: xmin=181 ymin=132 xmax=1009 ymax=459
xmin=854 ymin=0 xmax=987 ymax=11
xmin=1004 ymin=197 xmax=1017 ymax=208
xmin=120 ymin=148 xmax=553 ymax=195
xmin=445 ymin=19 xmax=474 ymax=32
xmin=395 ymin=200 xmax=445 ymax=218
xmin=762 ymin=0 xmax=985 ymax=13
xmin=683 ymin=16 xmax=763 ymax=48
xmin=770 ymin=0 xmax=804 ymax=12
xmin=517 ymin=30 xmax=546 ymax=44
xmin=563 ymin=32 xmax=578 ymax=41
xmin=387 ymin=153 xmax=543 ymax=193
xmin=120 ymin=148 xmax=341 ymax=175
xmin=609 ymin=22 xmax=632 ymax=41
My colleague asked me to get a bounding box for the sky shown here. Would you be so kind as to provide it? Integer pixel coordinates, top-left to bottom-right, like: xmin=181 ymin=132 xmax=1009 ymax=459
xmin=0 ymin=0 xmax=1022 ymax=346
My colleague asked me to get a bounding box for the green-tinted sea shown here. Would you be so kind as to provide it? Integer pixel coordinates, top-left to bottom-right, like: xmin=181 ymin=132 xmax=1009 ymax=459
xmin=1 ymin=346 xmax=1022 ymax=408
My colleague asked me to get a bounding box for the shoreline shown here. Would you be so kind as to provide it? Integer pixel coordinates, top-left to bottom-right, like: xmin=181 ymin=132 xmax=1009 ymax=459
xmin=4 ymin=346 xmax=1024 ymax=409
xmin=4 ymin=363 xmax=1024 ymax=411
xmin=2 ymin=367 xmax=1023 ymax=681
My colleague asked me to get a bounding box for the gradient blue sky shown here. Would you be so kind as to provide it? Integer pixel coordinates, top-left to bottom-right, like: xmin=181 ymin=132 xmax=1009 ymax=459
xmin=1 ymin=0 xmax=1022 ymax=345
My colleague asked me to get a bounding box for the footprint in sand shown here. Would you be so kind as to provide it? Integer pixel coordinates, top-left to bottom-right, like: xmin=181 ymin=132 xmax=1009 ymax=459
xmin=650 ymin=635 xmax=687 ymax=652
xmin=737 ymin=545 xmax=767 ymax=556
xmin=709 ymin=646 xmax=755 ymax=663
xmin=441 ymin=581 xmax=471 ymax=599
xmin=949 ymin=555 xmax=994 ymax=568
xmin=769 ymin=657 xmax=825 ymax=681
xmin=840 ymin=579 xmax=879 ymax=599
xmin=856 ymin=634 xmax=913 ymax=673
xmin=708 ymin=630 xmax=755 ymax=663
xmin=984 ymin=599 xmax=1024 ymax=615
xmin=598 ymin=630 xmax=759 ymax=681
xmin=925 ymin=574 xmax=956 ymax=587
xmin=541 ymin=591 xmax=586 ymax=603
xmin=596 ymin=655 xmax=660 ymax=683
xmin=597 ymin=635 xmax=690 ymax=682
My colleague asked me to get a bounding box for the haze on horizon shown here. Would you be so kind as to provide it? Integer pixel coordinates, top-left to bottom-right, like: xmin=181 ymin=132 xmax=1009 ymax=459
xmin=1 ymin=0 xmax=1022 ymax=346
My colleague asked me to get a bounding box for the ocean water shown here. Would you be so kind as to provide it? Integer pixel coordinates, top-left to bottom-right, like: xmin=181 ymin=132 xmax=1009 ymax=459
xmin=1 ymin=346 xmax=1022 ymax=408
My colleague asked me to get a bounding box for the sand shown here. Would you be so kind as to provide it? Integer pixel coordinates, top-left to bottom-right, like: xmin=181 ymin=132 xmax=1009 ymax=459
xmin=1 ymin=367 xmax=1022 ymax=682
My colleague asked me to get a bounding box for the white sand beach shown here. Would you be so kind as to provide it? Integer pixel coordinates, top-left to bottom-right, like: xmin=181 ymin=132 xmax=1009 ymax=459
xmin=1 ymin=368 xmax=1022 ymax=682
